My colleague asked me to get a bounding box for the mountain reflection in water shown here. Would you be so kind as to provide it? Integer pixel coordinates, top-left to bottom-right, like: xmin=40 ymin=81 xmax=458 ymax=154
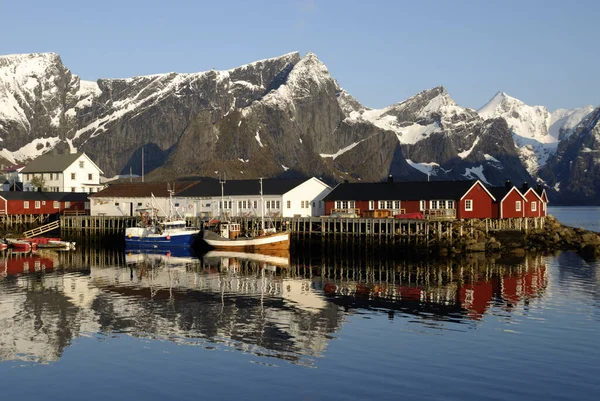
xmin=0 ymin=248 xmax=548 ymax=366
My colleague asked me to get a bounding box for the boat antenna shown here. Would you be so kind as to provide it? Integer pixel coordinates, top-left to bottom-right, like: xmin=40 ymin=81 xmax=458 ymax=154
xmin=219 ymin=172 xmax=226 ymax=219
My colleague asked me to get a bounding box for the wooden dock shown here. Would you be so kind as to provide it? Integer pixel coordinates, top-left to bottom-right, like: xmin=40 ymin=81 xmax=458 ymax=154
xmin=59 ymin=215 xmax=545 ymax=247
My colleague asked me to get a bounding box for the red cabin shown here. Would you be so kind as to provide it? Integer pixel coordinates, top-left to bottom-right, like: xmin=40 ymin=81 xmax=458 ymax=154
xmin=0 ymin=192 xmax=90 ymax=215
xmin=521 ymin=187 xmax=544 ymax=217
xmin=489 ymin=185 xmax=527 ymax=218
xmin=323 ymin=179 xmax=496 ymax=219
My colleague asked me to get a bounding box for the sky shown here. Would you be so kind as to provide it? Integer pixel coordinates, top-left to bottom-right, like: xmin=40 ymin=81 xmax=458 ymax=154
xmin=1 ymin=0 xmax=598 ymax=111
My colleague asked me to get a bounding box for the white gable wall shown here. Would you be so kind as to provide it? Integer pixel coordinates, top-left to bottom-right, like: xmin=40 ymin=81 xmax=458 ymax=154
xmin=23 ymin=153 xmax=104 ymax=193
xmin=282 ymin=178 xmax=332 ymax=217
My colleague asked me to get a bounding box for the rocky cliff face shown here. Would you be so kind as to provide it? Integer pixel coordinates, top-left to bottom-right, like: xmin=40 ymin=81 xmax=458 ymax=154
xmin=539 ymin=107 xmax=600 ymax=204
xmin=0 ymin=51 xmax=597 ymax=202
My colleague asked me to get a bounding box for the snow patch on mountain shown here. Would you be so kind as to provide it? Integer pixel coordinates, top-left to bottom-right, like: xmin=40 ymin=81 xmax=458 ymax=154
xmin=406 ymin=159 xmax=439 ymax=176
xmin=463 ymin=165 xmax=490 ymax=185
xmin=320 ymin=139 xmax=366 ymax=160
xmin=458 ymin=137 xmax=480 ymax=159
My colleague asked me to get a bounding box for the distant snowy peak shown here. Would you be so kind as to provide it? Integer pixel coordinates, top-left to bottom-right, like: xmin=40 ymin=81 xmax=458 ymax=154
xmin=477 ymin=91 xmax=593 ymax=176
xmin=340 ymin=86 xmax=478 ymax=144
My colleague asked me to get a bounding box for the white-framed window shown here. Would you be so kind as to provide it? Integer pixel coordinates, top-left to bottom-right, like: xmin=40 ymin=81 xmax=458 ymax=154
xmin=448 ymin=200 xmax=455 ymax=209
xmin=531 ymin=201 xmax=537 ymax=211
xmin=516 ymin=201 xmax=522 ymax=212
xmin=253 ymin=200 xmax=257 ymax=209
xmin=53 ymin=201 xmax=59 ymax=209
xmin=287 ymin=200 xmax=291 ymax=208
xmin=71 ymin=173 xmax=76 ymax=180
xmin=393 ymin=201 xmax=401 ymax=209
xmin=420 ymin=200 xmax=426 ymax=211
xmin=24 ymin=201 xmax=29 ymax=209
xmin=276 ymin=201 xmax=281 ymax=209
xmin=430 ymin=200 xmax=438 ymax=209
xmin=79 ymin=161 xmax=84 ymax=168
xmin=543 ymin=203 xmax=546 ymax=211
xmin=88 ymin=173 xmax=93 ymax=180
xmin=238 ymin=201 xmax=242 ymax=209
xmin=35 ymin=201 xmax=41 ymax=209
xmin=368 ymin=201 xmax=375 ymax=210
xmin=465 ymin=199 xmax=473 ymax=211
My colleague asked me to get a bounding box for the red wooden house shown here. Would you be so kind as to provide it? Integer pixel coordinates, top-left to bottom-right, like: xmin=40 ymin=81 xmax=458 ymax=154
xmin=489 ymin=184 xmax=528 ymax=218
xmin=323 ymin=178 xmax=496 ymax=219
xmin=0 ymin=192 xmax=90 ymax=215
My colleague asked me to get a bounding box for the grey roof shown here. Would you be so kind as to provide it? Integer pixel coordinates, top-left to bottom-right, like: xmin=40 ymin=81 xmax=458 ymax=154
xmin=21 ymin=152 xmax=84 ymax=173
xmin=178 ymin=178 xmax=309 ymax=198
xmin=0 ymin=191 xmax=89 ymax=201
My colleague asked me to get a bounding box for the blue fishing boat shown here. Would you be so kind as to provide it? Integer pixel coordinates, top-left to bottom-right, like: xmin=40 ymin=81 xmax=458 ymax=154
xmin=124 ymin=191 xmax=200 ymax=249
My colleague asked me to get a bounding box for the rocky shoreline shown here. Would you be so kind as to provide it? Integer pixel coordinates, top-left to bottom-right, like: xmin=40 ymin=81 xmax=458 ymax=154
xmin=442 ymin=215 xmax=600 ymax=261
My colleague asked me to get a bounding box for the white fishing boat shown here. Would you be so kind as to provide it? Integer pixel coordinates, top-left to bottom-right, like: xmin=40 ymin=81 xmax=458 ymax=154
xmin=201 ymin=178 xmax=290 ymax=251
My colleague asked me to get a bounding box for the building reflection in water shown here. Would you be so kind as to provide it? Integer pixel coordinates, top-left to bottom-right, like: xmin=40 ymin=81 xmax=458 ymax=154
xmin=0 ymin=247 xmax=548 ymax=365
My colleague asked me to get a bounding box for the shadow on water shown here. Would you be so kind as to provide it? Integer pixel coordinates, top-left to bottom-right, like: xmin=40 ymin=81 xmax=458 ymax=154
xmin=0 ymin=245 xmax=562 ymax=366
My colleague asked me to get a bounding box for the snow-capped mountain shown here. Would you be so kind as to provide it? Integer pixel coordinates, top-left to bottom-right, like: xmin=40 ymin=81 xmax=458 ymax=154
xmin=539 ymin=106 xmax=600 ymax=204
xmin=0 ymin=51 xmax=597 ymax=202
xmin=478 ymin=92 xmax=593 ymax=176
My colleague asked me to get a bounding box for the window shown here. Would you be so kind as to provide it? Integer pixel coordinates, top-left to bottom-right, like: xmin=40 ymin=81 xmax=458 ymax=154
xmin=242 ymin=201 xmax=247 ymax=209
xmin=88 ymin=173 xmax=93 ymax=180
xmin=312 ymin=202 xmax=315 ymax=207
xmin=253 ymin=200 xmax=257 ymax=209
xmin=447 ymin=200 xmax=455 ymax=209
xmin=420 ymin=200 xmax=426 ymax=211
xmin=85 ymin=202 xmax=90 ymax=210
xmin=393 ymin=201 xmax=401 ymax=209
xmin=275 ymin=201 xmax=280 ymax=209
xmin=175 ymin=203 xmax=180 ymax=207
xmin=115 ymin=202 xmax=120 ymax=206
xmin=35 ymin=201 xmax=40 ymax=209
xmin=137 ymin=202 xmax=142 ymax=206
xmin=531 ymin=201 xmax=537 ymax=211
xmin=71 ymin=173 xmax=76 ymax=180
xmin=238 ymin=201 xmax=242 ymax=209
xmin=369 ymin=201 xmax=375 ymax=210
xmin=465 ymin=199 xmax=473 ymax=211
xmin=266 ymin=201 xmax=271 ymax=209
xmin=71 ymin=187 xmax=75 ymax=192
xmin=287 ymin=200 xmax=291 ymax=208
xmin=430 ymin=200 xmax=438 ymax=209
xmin=24 ymin=201 xmax=29 ymax=209
xmin=65 ymin=202 xmax=71 ymax=208
xmin=79 ymin=161 xmax=84 ymax=168
xmin=53 ymin=201 xmax=59 ymax=209
xmin=543 ymin=203 xmax=546 ymax=211
xmin=516 ymin=201 xmax=521 ymax=212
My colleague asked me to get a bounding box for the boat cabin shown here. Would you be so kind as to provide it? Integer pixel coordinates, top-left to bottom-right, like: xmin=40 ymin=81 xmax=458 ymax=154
xmin=220 ymin=222 xmax=241 ymax=239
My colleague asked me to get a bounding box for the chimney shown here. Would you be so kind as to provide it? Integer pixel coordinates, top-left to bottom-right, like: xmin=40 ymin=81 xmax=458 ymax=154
xmin=70 ymin=147 xmax=78 ymax=154
xmin=388 ymin=175 xmax=393 ymax=183
xmin=521 ymin=182 xmax=529 ymax=191
xmin=505 ymin=180 xmax=512 ymax=188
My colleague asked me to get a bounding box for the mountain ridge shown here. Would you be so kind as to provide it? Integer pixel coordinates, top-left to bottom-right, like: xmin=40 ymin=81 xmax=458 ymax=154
xmin=0 ymin=51 xmax=598 ymax=203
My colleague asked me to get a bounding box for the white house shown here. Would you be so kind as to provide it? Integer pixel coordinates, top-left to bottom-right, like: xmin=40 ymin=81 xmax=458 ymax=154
xmin=20 ymin=152 xmax=104 ymax=193
xmin=89 ymin=178 xmax=332 ymax=218
xmin=175 ymin=177 xmax=332 ymax=218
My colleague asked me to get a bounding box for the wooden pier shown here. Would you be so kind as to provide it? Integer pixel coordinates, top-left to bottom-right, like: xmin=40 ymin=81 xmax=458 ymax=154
xmin=59 ymin=215 xmax=545 ymax=247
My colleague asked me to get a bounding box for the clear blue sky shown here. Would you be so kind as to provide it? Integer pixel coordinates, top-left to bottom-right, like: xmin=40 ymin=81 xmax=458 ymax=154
xmin=1 ymin=0 xmax=598 ymax=111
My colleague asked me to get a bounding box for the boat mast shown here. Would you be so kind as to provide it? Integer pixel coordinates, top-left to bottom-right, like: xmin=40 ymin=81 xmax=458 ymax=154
xmin=260 ymin=177 xmax=264 ymax=231
xmin=219 ymin=172 xmax=226 ymax=219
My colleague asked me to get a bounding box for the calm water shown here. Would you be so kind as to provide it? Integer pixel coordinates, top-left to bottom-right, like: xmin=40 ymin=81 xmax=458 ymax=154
xmin=549 ymin=206 xmax=600 ymax=232
xmin=0 ymin=208 xmax=599 ymax=400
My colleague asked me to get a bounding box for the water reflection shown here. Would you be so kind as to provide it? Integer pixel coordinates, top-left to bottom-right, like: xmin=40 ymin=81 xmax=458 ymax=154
xmin=0 ymin=248 xmax=551 ymax=366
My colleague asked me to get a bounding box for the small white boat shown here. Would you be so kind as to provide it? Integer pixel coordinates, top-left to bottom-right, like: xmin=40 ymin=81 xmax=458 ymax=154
xmin=202 ymin=178 xmax=290 ymax=251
